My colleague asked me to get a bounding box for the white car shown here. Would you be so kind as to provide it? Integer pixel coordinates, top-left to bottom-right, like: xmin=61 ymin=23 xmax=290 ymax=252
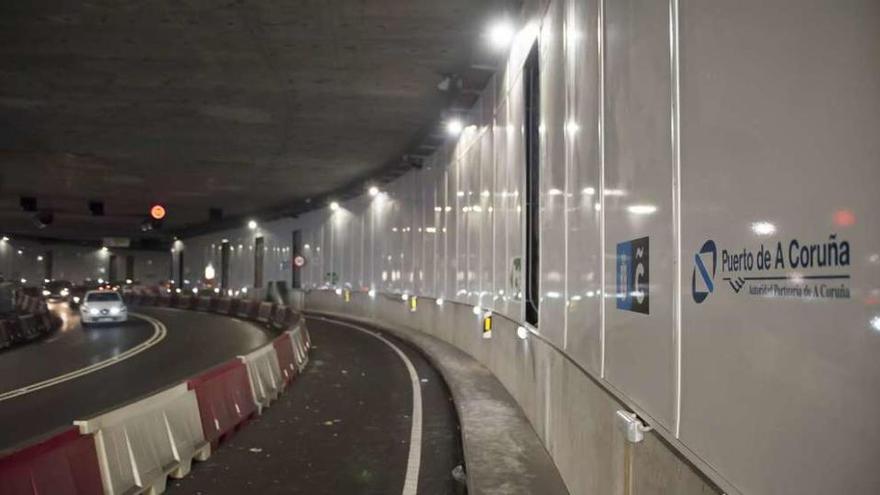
xmin=80 ymin=290 xmax=128 ymax=325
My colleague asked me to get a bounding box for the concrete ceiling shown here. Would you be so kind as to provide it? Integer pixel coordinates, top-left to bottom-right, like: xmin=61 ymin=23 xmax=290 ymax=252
xmin=0 ymin=0 xmax=515 ymax=242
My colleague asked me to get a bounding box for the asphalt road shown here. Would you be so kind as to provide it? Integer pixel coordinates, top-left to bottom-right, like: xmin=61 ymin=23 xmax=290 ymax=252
xmin=0 ymin=305 xmax=272 ymax=450
xmin=169 ymin=315 xmax=464 ymax=495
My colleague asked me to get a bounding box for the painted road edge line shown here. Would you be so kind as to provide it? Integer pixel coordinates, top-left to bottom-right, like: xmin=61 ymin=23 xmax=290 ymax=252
xmin=0 ymin=313 xmax=167 ymax=403
xmin=320 ymin=317 xmax=423 ymax=495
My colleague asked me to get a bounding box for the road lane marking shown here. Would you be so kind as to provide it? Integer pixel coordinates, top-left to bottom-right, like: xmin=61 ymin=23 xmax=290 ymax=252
xmin=318 ymin=317 xmax=423 ymax=495
xmin=0 ymin=313 xmax=166 ymax=403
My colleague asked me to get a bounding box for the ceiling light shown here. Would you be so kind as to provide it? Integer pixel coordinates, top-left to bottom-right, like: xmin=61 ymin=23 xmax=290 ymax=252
xmin=517 ymin=326 xmax=529 ymax=340
xmin=248 ymin=220 xmax=258 ymax=230
xmin=368 ymin=186 xmax=380 ymax=196
xmin=446 ymin=119 xmax=463 ymax=136
xmin=488 ymin=20 xmax=515 ymax=49
xmin=329 ymin=201 xmax=340 ymax=211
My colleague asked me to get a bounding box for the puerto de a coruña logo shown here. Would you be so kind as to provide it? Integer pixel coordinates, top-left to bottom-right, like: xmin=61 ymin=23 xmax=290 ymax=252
xmin=691 ymin=240 xmax=717 ymax=303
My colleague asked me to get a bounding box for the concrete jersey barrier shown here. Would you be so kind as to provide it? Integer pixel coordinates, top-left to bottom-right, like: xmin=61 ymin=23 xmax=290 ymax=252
xmin=74 ymin=383 xmax=210 ymax=495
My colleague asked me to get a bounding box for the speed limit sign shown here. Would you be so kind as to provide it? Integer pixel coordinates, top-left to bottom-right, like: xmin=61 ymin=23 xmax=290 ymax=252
xmin=293 ymin=255 xmax=306 ymax=268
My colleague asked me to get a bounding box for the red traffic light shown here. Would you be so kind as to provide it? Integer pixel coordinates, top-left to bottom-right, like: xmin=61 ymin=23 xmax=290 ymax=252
xmin=150 ymin=204 xmax=166 ymax=220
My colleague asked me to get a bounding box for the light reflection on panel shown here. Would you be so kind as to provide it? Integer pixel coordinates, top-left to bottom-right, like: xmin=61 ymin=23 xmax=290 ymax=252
xmin=507 ymin=74 xmax=526 ymax=322
xmin=538 ymin=0 xmax=568 ymax=349
xmin=493 ymin=96 xmax=510 ymax=318
xmin=479 ymin=129 xmax=494 ymax=309
xmin=603 ymin=0 xmax=676 ymax=430
xmin=564 ymin=0 xmax=603 ymax=375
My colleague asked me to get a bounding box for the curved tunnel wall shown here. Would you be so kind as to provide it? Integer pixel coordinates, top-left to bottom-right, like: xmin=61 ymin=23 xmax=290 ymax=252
xmin=177 ymin=1 xmax=880 ymax=494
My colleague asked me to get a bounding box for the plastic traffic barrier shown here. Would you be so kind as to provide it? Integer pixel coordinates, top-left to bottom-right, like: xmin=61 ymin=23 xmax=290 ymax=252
xmin=289 ymin=324 xmax=310 ymax=372
xmin=272 ymin=333 xmax=298 ymax=385
xmin=18 ymin=314 xmax=40 ymax=341
xmin=0 ymin=427 xmax=104 ymax=495
xmin=141 ymin=293 xmax=157 ymax=306
xmin=127 ymin=293 xmax=141 ymax=306
xmin=270 ymin=304 xmax=290 ymax=330
xmin=235 ymin=299 xmax=257 ymax=320
xmin=195 ymin=296 xmax=212 ymax=311
xmin=175 ymin=294 xmax=192 ymax=309
xmin=187 ymin=359 xmax=257 ymax=448
xmin=239 ymin=344 xmax=283 ymax=414
xmin=74 ymin=383 xmax=210 ymax=495
xmin=255 ymin=302 xmax=274 ymax=324
xmin=213 ymin=297 xmax=232 ymax=315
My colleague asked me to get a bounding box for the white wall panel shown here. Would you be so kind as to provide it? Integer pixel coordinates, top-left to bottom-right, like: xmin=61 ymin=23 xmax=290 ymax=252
xmin=678 ymin=1 xmax=880 ymax=493
xmin=538 ymin=0 xmax=568 ymax=348
xmin=564 ymin=0 xmax=603 ymax=374
xmin=507 ymin=75 xmax=526 ymax=321
xmin=479 ymin=129 xmax=494 ymax=310
xmin=603 ymin=0 xmax=676 ymax=430
xmin=493 ymin=97 xmax=510 ymax=318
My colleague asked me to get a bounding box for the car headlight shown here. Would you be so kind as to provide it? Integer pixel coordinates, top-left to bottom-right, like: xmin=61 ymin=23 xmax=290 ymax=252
xmin=110 ymin=307 xmax=121 ymax=315
xmin=89 ymin=308 xmax=100 ymax=316
xmin=73 ymin=296 xmax=81 ymax=303
xmin=60 ymin=288 xmax=69 ymax=296
xmin=42 ymin=290 xmax=51 ymax=296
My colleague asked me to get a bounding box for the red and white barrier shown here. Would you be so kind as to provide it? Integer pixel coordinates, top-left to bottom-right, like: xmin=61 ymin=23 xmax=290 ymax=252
xmin=74 ymin=384 xmax=210 ymax=495
xmin=0 ymin=294 xmax=312 ymax=494
xmin=0 ymin=427 xmax=103 ymax=495
xmin=272 ymin=333 xmax=298 ymax=385
xmin=256 ymin=302 xmax=274 ymax=324
xmin=188 ymin=359 xmax=257 ymax=447
xmin=239 ymin=344 xmax=283 ymax=414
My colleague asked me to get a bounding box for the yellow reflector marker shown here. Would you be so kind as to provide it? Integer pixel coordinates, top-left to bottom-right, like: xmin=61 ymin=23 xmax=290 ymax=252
xmin=344 ymin=289 xmax=351 ymax=302
xmin=409 ymin=296 xmax=417 ymax=312
xmin=482 ymin=314 xmax=493 ymax=338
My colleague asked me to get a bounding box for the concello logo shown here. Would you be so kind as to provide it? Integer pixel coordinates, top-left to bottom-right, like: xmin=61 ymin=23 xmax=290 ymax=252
xmin=691 ymin=240 xmax=717 ymax=303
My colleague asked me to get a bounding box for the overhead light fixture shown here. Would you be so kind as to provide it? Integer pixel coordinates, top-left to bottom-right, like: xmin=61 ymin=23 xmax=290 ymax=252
xmin=89 ymin=201 xmax=104 ymax=216
xmin=33 ymin=211 xmax=54 ymax=229
xmin=0 ymin=236 xmax=8 ymax=242
xmin=368 ymin=186 xmax=380 ymax=197
xmin=487 ymin=19 xmax=515 ymax=49
xmin=446 ymin=119 xmax=463 ymax=136
xmin=248 ymin=220 xmax=258 ymax=230
xmin=20 ymin=196 xmax=37 ymax=212
xmin=329 ymin=201 xmax=340 ymax=211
